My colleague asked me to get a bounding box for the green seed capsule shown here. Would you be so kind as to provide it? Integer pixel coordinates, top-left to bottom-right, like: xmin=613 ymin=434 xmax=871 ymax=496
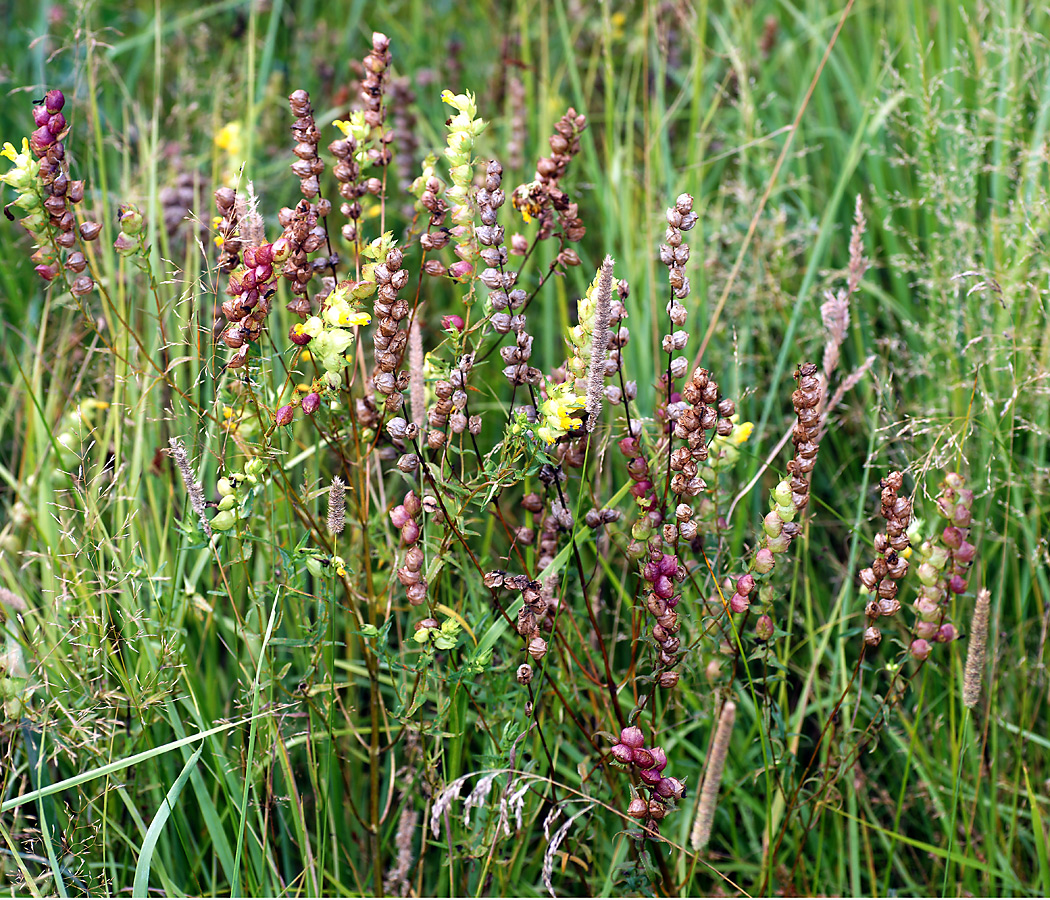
xmin=211 ymin=509 xmax=237 ymax=531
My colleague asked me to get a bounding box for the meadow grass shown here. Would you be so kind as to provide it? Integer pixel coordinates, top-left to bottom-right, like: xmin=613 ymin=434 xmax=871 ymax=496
xmin=0 ymin=0 xmax=1048 ymax=896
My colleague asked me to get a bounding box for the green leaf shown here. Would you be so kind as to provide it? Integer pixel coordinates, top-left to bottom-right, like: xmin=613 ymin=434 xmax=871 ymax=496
xmin=133 ymin=746 xmax=202 ymax=899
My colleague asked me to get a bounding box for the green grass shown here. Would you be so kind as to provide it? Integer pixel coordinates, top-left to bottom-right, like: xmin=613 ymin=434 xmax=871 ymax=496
xmin=1 ymin=0 xmax=1048 ymax=896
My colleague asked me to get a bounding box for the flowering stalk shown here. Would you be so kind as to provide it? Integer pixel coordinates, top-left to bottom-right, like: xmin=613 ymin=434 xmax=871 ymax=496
xmin=909 ymin=472 xmax=974 ymax=660
xmin=440 ymin=89 xmax=486 ymax=285
xmin=859 ymin=471 xmax=912 ymax=648
xmin=1 ymin=89 xmax=100 ymax=293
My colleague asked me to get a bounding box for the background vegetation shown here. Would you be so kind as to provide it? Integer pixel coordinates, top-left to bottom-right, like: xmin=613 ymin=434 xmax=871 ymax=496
xmin=1 ymin=0 xmax=1048 ymax=896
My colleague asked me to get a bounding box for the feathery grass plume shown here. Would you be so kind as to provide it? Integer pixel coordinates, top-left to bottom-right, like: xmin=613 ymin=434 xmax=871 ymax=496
xmin=0 ymin=587 xmax=27 ymax=613
xmin=846 ymin=194 xmax=868 ymax=295
xmin=327 ymin=476 xmax=346 ymax=535
xmin=383 ymin=808 xmax=418 ymax=898
xmin=169 ymin=437 xmax=212 ymax=537
xmin=408 ymin=314 xmax=426 ymax=431
xmin=963 ymin=588 xmax=991 ymax=708
xmin=541 ymin=804 xmax=593 ymax=897
xmin=583 ymin=255 xmax=615 ymax=430
xmin=237 ymin=181 xmax=266 ymax=248
xmin=691 ymin=699 xmax=736 ymax=851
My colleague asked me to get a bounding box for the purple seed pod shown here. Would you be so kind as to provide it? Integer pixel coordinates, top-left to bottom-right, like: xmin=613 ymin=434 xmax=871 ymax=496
xmin=948 ymin=574 xmax=968 ymax=594
xmin=610 ymin=743 xmax=634 ymax=765
xmin=619 ymin=725 xmax=644 ymax=749
xmin=47 ymin=113 xmax=66 ymax=136
xmin=33 ymin=106 xmax=50 ymax=127
xmin=403 ymin=491 xmax=422 ymax=517
xmin=729 ymin=592 xmax=749 ymax=614
xmin=656 ymin=777 xmax=685 ymax=800
xmin=915 ymin=620 xmax=939 ymax=640
xmin=442 ymin=314 xmax=464 ymax=332
xmin=755 ymin=614 xmax=774 ymax=641
xmin=632 ymin=748 xmax=655 ymax=769
xmin=942 ymin=526 xmax=963 ymax=549
xmin=289 ymin=326 xmax=312 ymax=346
xmin=30 ymin=126 xmax=55 ymax=156
xmin=649 ymin=746 xmax=668 ymax=771
xmin=937 ymin=623 xmax=958 ymax=642
xmin=390 ymin=505 xmax=410 ymax=528
xmin=754 ymin=548 xmax=775 ymax=574
xmin=639 ymin=768 xmax=662 ymax=786
xmin=653 ymin=575 xmax=674 ymax=599
xmin=448 ymin=260 xmax=473 ymax=280
xmin=657 ymin=553 xmax=678 ymax=577
xmin=910 ymin=638 xmax=931 ymax=661
xmin=275 ymin=404 xmax=295 ymax=426
xmin=955 ymin=542 xmax=976 ymax=565
xmin=737 ymin=573 xmax=755 ymax=596
xmin=301 ymin=392 xmax=320 ymax=415
xmin=627 ymin=798 xmax=648 ymax=818
xmin=45 ymin=89 xmax=65 ymax=113
xmin=400 ymin=520 xmax=420 ymax=544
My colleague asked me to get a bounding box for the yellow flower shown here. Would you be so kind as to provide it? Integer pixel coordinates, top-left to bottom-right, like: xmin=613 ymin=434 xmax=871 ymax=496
xmin=215 ymin=122 xmax=243 ymax=154
xmin=322 ymin=295 xmax=371 ymax=328
xmin=536 ymin=381 xmax=586 ymax=444
xmin=1 ymin=140 xmax=28 ymax=163
xmin=333 ymin=119 xmax=351 ymax=137
xmin=732 ymin=422 xmax=754 ymax=445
